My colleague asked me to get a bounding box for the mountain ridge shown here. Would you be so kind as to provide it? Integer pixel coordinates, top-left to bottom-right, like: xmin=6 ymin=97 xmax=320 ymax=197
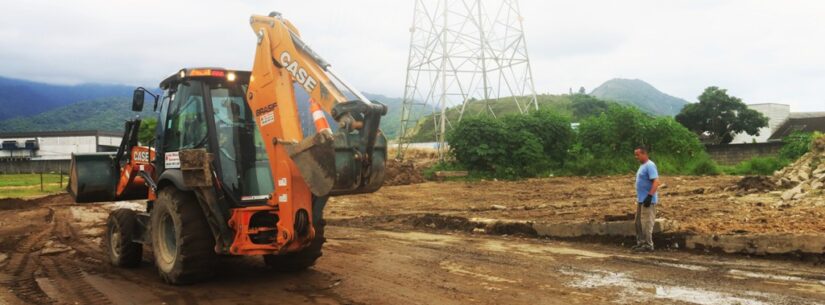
xmin=589 ymin=78 xmax=689 ymax=116
xmin=0 ymin=76 xmax=135 ymax=120
xmin=0 ymin=76 xmax=405 ymax=138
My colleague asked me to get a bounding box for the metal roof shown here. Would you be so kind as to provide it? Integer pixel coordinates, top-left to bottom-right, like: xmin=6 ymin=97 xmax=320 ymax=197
xmin=768 ymin=113 xmax=825 ymax=141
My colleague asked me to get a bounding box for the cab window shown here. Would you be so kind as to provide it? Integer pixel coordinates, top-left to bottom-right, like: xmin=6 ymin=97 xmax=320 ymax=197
xmin=164 ymin=81 xmax=207 ymax=151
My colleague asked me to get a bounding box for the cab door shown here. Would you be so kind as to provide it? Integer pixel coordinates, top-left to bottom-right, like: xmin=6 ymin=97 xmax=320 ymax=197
xmin=160 ymin=81 xmax=209 ymax=172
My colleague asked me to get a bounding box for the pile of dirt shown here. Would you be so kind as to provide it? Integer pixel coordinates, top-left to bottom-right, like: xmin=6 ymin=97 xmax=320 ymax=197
xmin=774 ymin=136 xmax=825 ymax=201
xmin=0 ymin=198 xmax=29 ymax=210
xmin=735 ymin=176 xmax=775 ymax=192
xmin=405 ymin=213 xmax=477 ymax=232
xmin=384 ymin=159 xmax=426 ymax=186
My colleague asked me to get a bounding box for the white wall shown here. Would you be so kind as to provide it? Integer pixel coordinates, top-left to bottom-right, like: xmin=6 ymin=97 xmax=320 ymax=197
xmin=98 ymin=135 xmax=121 ymax=147
xmin=730 ymin=103 xmax=790 ymax=144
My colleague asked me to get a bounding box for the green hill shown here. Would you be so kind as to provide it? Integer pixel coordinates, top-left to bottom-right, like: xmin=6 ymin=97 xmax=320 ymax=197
xmin=0 ymin=97 xmax=153 ymax=133
xmin=590 ymin=78 xmax=688 ymax=116
xmin=363 ymin=93 xmax=405 ymax=139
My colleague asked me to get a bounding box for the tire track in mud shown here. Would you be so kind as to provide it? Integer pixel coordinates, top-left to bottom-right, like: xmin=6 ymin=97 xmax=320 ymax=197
xmin=42 ymin=205 xmax=113 ymax=304
xmin=0 ymin=204 xmax=115 ymax=305
xmin=1 ymin=207 xmax=57 ymax=304
xmin=40 ymin=256 xmax=113 ymax=305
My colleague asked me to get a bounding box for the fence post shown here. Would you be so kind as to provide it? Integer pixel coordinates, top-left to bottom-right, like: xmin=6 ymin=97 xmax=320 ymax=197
xmin=40 ymin=172 xmax=44 ymax=192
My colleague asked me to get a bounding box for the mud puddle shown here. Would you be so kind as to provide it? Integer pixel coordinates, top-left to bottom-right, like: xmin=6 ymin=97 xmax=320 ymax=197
xmin=561 ymin=269 xmax=772 ymax=305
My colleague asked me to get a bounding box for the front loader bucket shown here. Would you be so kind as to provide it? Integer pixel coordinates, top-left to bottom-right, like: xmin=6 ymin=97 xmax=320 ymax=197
xmin=286 ymin=132 xmax=336 ymax=197
xmin=68 ymin=152 xmax=118 ymax=203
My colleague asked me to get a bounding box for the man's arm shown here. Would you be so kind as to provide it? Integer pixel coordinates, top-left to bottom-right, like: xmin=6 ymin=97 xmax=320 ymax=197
xmin=648 ymin=178 xmax=660 ymax=195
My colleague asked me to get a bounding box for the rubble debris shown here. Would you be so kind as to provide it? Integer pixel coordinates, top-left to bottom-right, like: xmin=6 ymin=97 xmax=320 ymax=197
xmin=773 ymin=136 xmax=825 ymax=201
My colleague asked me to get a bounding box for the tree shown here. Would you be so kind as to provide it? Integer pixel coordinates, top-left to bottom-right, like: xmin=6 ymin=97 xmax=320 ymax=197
xmin=502 ymin=110 xmax=573 ymax=167
xmin=675 ymin=86 xmax=768 ymax=144
xmin=138 ymin=118 xmax=157 ymax=146
xmin=570 ymin=94 xmax=610 ymax=119
xmin=578 ymin=86 xmax=586 ymax=94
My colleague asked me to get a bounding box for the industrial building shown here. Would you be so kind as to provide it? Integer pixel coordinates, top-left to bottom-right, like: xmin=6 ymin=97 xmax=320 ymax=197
xmin=0 ymin=130 xmax=122 ymax=173
xmin=730 ymin=103 xmax=825 ymax=144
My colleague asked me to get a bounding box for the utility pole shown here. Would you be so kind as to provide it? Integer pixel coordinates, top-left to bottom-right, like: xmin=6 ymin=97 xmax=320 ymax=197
xmin=397 ymin=0 xmax=538 ymax=160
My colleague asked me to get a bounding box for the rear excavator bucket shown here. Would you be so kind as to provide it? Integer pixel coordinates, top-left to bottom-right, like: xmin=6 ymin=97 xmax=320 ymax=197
xmin=286 ymin=97 xmax=389 ymax=197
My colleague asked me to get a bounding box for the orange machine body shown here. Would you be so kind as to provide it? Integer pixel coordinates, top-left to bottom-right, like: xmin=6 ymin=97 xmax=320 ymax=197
xmin=115 ymin=146 xmax=156 ymax=200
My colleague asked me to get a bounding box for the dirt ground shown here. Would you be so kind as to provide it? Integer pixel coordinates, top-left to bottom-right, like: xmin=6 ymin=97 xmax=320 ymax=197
xmin=2 ymin=166 xmax=825 ymax=304
xmin=328 ymin=175 xmax=825 ymax=236
xmin=0 ymin=193 xmax=824 ymax=304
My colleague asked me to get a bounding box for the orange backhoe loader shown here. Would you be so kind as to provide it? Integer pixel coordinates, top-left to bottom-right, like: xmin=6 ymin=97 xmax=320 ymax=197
xmin=68 ymin=12 xmax=387 ymax=284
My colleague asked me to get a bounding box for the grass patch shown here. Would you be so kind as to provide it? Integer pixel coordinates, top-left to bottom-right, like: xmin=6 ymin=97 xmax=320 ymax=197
xmin=0 ymin=173 xmax=64 ymax=187
xmin=720 ymin=156 xmax=789 ymax=176
xmin=0 ymin=174 xmax=67 ymax=198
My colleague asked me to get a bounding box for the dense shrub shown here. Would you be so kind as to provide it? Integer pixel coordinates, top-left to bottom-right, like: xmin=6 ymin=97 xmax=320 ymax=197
xmin=779 ymin=131 xmax=817 ymax=161
xmin=497 ymin=130 xmax=547 ymax=178
xmin=686 ymin=156 xmax=722 ymax=176
xmin=722 ymin=156 xmax=787 ymax=175
xmin=446 ymin=116 xmax=509 ymax=172
xmin=447 ymin=110 xmax=573 ymax=179
xmin=567 ymin=105 xmax=707 ymax=175
xmin=446 ymin=104 xmax=736 ymax=178
xmin=502 ymin=110 xmax=574 ymax=167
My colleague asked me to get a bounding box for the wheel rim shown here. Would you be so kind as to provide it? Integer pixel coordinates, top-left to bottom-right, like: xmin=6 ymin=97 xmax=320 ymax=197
xmin=109 ymin=222 xmax=121 ymax=260
xmin=158 ymin=213 xmax=178 ymax=264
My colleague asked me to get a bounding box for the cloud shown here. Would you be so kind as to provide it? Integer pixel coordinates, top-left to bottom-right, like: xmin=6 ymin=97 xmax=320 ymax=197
xmin=0 ymin=0 xmax=823 ymax=111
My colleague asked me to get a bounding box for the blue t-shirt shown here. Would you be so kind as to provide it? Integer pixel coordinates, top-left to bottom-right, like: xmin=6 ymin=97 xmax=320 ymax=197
xmin=635 ymin=160 xmax=659 ymax=204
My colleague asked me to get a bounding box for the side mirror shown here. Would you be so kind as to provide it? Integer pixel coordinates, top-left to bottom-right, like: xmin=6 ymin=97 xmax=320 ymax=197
xmin=132 ymin=89 xmax=145 ymax=112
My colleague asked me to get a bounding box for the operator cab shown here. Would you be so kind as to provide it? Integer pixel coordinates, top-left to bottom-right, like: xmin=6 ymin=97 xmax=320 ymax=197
xmin=156 ymin=68 xmax=272 ymax=206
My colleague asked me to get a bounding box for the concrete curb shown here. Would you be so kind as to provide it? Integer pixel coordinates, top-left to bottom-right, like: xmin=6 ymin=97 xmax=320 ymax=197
xmin=686 ymin=234 xmax=825 ymax=255
xmin=466 ymin=217 xmax=825 ymax=255
xmin=531 ymin=219 xmax=678 ymax=238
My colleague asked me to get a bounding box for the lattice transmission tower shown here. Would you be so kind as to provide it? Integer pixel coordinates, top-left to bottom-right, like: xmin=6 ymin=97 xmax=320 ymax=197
xmin=396 ymin=0 xmax=538 ymax=160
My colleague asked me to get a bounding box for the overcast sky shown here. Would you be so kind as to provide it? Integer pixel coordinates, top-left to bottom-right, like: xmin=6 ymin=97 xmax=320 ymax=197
xmin=1 ymin=0 xmax=824 ymax=111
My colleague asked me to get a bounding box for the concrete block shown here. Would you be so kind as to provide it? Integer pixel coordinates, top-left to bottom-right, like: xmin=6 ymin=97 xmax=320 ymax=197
xmin=531 ymin=219 xmax=677 ymax=238
xmin=685 ymin=234 xmax=825 ymax=255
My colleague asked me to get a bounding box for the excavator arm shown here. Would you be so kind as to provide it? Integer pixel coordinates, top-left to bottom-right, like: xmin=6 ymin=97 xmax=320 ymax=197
xmin=247 ymin=12 xmax=387 ymax=197
xmin=226 ymin=12 xmax=386 ymax=255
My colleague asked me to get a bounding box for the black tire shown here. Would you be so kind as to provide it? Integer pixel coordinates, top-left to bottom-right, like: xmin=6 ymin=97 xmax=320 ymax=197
xmin=103 ymin=208 xmax=142 ymax=268
xmin=151 ymin=187 xmax=217 ymax=284
xmin=264 ymin=218 xmax=325 ymax=272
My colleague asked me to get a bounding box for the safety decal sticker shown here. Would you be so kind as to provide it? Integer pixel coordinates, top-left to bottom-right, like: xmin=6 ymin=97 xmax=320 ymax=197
xmin=260 ymin=112 xmax=275 ymax=126
xmin=165 ymin=151 xmax=180 ymax=169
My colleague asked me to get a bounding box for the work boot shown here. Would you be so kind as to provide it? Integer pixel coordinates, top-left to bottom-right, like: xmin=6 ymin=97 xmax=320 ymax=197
xmin=632 ymin=245 xmax=654 ymax=252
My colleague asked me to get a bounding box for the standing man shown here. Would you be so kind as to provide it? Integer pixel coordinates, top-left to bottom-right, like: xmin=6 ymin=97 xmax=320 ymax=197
xmin=633 ymin=146 xmax=660 ymax=252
